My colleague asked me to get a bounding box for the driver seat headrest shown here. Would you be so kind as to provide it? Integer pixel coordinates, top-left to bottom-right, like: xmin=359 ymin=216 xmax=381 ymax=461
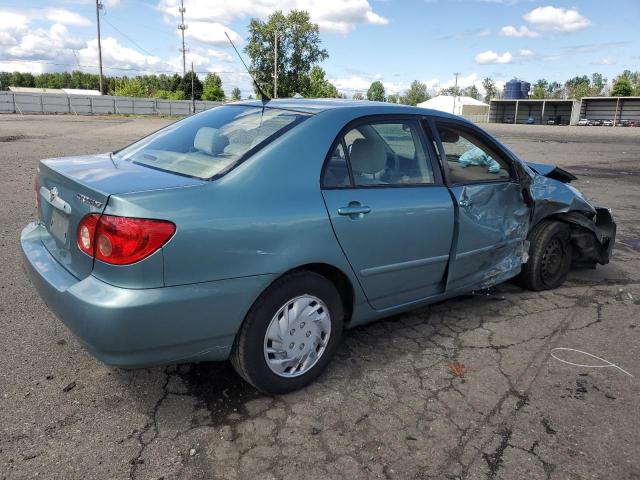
xmin=194 ymin=127 xmax=229 ymax=155
xmin=349 ymin=138 xmax=386 ymax=175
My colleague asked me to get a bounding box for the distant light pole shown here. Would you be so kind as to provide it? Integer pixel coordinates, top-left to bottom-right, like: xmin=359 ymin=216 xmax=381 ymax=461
xmin=178 ymin=0 xmax=188 ymax=76
xmin=95 ymin=0 xmax=104 ymax=95
xmin=191 ymin=61 xmax=195 ymax=113
xmin=273 ymin=30 xmax=278 ymax=98
xmin=453 ymin=72 xmax=460 ymax=114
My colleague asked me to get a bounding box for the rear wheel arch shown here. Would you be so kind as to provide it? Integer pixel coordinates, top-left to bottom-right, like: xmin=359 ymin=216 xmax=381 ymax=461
xmin=294 ymin=263 xmax=354 ymax=325
xmin=240 ymin=263 xmax=355 ymax=334
xmin=230 ymin=267 xmax=348 ymax=393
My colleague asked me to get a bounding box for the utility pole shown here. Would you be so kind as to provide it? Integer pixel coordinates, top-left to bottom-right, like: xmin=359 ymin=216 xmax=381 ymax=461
xmin=452 ymin=72 xmax=460 ymax=114
xmin=273 ymin=30 xmax=278 ymax=98
xmin=95 ymin=0 xmax=104 ymax=95
xmin=178 ymin=0 xmax=188 ymax=76
xmin=191 ymin=61 xmax=195 ymax=113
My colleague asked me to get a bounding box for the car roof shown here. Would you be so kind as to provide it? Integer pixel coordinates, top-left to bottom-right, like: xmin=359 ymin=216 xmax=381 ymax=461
xmin=230 ymin=98 xmax=463 ymax=121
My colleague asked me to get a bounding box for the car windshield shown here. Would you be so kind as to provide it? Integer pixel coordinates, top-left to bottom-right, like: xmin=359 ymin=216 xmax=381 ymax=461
xmin=115 ymin=105 xmax=309 ymax=179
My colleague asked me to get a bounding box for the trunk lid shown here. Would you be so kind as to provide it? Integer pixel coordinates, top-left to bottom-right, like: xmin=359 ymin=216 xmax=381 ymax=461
xmin=37 ymin=154 xmax=203 ymax=279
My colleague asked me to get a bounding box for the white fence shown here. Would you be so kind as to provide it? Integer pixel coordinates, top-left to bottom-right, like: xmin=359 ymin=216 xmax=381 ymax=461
xmin=0 ymin=92 xmax=223 ymax=116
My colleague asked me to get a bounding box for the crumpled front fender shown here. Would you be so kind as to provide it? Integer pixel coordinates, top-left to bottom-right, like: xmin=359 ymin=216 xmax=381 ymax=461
xmin=528 ymin=172 xmax=615 ymax=267
xmin=530 ymin=174 xmax=596 ymax=226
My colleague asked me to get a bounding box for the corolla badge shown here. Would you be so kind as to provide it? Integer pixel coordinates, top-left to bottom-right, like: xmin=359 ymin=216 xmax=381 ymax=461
xmin=48 ymin=187 xmax=58 ymax=203
xmin=76 ymin=193 xmax=103 ymax=209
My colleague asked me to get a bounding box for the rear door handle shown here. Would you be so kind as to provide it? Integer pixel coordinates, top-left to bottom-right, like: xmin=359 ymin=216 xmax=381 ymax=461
xmin=459 ymin=199 xmax=472 ymax=208
xmin=338 ymin=202 xmax=371 ymax=218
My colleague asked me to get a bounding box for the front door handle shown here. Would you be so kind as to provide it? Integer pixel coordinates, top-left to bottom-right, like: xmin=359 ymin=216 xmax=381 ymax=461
xmin=459 ymin=199 xmax=472 ymax=208
xmin=338 ymin=202 xmax=371 ymax=218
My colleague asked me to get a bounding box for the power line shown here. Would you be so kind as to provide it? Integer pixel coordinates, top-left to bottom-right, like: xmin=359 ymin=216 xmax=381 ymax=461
xmin=100 ymin=16 xmax=182 ymax=73
xmin=101 ymin=17 xmax=155 ymax=59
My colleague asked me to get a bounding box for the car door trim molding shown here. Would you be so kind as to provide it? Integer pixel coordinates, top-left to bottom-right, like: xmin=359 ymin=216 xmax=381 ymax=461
xmin=360 ymin=253 xmax=450 ymax=277
xmin=454 ymin=238 xmax=522 ymax=260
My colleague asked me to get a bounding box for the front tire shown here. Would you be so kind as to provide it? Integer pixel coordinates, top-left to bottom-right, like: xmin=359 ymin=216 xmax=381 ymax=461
xmin=518 ymin=220 xmax=573 ymax=291
xmin=231 ymin=271 xmax=344 ymax=395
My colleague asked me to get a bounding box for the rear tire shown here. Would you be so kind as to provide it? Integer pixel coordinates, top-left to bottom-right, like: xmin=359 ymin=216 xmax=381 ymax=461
xmin=231 ymin=271 xmax=344 ymax=395
xmin=518 ymin=220 xmax=572 ymax=291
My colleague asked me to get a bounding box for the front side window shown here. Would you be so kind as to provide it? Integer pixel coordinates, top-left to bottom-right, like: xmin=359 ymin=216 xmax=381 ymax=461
xmin=323 ymin=119 xmax=434 ymax=187
xmin=435 ymin=125 xmax=511 ymax=183
xmin=116 ymin=106 xmax=309 ymax=179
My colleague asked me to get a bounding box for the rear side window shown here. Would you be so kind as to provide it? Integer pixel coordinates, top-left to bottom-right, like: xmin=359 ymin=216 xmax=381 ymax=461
xmin=323 ymin=120 xmax=435 ymax=187
xmin=116 ymin=106 xmax=309 ymax=179
xmin=324 ymin=143 xmax=350 ymax=187
xmin=435 ymin=125 xmax=511 ymax=183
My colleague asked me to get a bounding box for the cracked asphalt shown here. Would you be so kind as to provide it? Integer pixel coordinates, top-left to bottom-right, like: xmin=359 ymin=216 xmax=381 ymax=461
xmin=1 ymin=115 xmax=639 ymax=480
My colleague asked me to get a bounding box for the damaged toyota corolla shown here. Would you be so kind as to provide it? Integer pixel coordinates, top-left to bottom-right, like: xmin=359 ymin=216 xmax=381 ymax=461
xmin=21 ymin=100 xmax=616 ymax=394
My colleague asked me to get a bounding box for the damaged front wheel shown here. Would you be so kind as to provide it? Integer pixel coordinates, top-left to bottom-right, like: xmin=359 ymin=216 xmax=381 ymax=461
xmin=518 ymin=220 xmax=572 ymax=291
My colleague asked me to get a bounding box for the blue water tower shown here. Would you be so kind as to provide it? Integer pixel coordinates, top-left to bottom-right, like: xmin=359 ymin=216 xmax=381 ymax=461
xmin=504 ymin=79 xmax=530 ymax=99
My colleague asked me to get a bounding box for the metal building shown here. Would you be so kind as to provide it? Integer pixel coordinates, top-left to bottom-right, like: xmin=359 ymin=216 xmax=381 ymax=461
xmin=579 ymin=96 xmax=640 ymax=124
xmin=489 ymin=99 xmax=580 ymax=125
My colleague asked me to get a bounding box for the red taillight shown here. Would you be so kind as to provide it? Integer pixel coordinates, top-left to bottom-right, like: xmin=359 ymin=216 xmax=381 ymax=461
xmin=77 ymin=214 xmax=100 ymax=256
xmin=77 ymin=214 xmax=175 ymax=265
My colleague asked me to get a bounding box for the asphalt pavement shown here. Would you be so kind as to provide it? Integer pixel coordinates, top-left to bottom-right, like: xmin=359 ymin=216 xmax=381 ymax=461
xmin=1 ymin=115 xmax=638 ymax=479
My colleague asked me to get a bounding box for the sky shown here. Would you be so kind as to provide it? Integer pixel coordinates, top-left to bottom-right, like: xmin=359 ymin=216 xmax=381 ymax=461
xmin=0 ymin=0 xmax=638 ymax=97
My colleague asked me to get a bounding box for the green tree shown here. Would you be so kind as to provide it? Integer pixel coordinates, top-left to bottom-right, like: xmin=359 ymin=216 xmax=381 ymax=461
xmin=367 ymin=81 xmax=385 ymax=101
xmin=564 ymin=75 xmax=590 ymax=99
xmin=179 ymin=72 xmax=203 ymax=100
xmin=115 ymin=78 xmax=145 ymax=97
xmin=400 ymin=80 xmax=429 ymax=106
xmin=387 ymin=93 xmax=399 ymax=104
xmin=611 ymin=78 xmax=632 ymax=96
xmin=305 ymin=66 xmax=338 ymax=98
xmin=547 ymin=81 xmax=563 ymax=99
xmin=352 ymin=92 xmax=365 ymax=100
xmin=615 ymin=70 xmax=640 ymax=95
xmin=155 ymin=89 xmax=185 ymax=100
xmin=462 ymin=85 xmax=480 ymax=100
xmin=482 ymin=77 xmax=497 ymax=102
xmin=574 ymin=82 xmax=592 ymax=99
xmin=531 ymin=79 xmax=548 ymax=99
xmin=0 ymin=72 xmax=10 ymax=90
xmin=591 ymin=73 xmax=607 ymax=96
xmin=9 ymin=71 xmax=36 ymax=87
xmin=201 ymin=73 xmax=225 ymax=101
xmin=245 ymin=10 xmax=328 ymax=98
xmin=440 ymin=86 xmax=459 ymax=96
xmin=231 ymin=87 xmax=241 ymax=101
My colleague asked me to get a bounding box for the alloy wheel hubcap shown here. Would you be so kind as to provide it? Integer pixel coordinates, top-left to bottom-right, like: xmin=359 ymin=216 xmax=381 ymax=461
xmin=263 ymin=295 xmax=331 ymax=378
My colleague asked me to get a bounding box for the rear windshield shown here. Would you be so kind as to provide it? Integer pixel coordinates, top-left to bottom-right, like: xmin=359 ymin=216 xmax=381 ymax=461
xmin=115 ymin=105 xmax=309 ymax=179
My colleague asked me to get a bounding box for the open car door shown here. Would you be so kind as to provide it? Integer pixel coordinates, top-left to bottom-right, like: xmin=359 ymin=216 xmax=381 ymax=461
xmin=429 ymin=119 xmax=530 ymax=292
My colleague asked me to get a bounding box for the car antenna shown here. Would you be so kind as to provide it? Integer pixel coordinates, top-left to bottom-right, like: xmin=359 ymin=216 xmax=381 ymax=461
xmin=225 ymin=32 xmax=270 ymax=103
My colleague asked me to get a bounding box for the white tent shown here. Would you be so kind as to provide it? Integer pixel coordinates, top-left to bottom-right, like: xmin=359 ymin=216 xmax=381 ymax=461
xmin=417 ymin=95 xmax=489 ymax=117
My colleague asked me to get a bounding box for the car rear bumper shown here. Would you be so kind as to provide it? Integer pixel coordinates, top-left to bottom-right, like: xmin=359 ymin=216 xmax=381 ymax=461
xmin=21 ymin=222 xmax=275 ymax=367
